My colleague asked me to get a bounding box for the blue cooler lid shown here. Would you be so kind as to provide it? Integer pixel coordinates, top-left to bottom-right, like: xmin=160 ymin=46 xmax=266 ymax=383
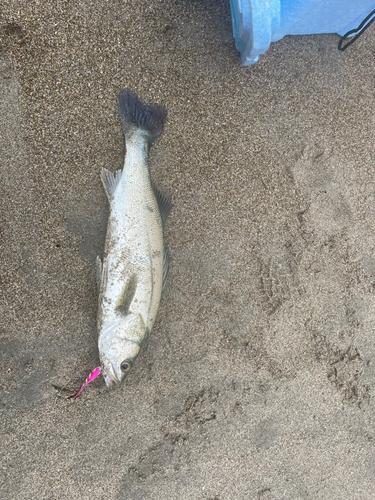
xmin=230 ymin=0 xmax=375 ymax=65
xmin=230 ymin=0 xmax=280 ymax=65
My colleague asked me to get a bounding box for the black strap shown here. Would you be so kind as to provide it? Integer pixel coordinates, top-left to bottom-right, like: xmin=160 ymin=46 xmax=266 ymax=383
xmin=338 ymin=9 xmax=375 ymax=51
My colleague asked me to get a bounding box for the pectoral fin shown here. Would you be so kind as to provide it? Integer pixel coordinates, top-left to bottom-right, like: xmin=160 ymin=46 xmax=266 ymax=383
xmin=116 ymin=274 xmax=137 ymax=316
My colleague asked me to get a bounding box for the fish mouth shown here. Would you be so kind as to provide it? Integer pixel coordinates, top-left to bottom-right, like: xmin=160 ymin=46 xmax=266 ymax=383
xmin=102 ymin=362 xmax=120 ymax=387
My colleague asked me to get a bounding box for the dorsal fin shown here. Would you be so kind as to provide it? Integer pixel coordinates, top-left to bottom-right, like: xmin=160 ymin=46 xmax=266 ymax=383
xmin=153 ymin=185 xmax=172 ymax=229
xmin=162 ymin=247 xmax=171 ymax=291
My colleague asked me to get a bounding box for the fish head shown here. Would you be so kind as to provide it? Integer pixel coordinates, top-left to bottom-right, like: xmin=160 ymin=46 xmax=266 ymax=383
xmin=98 ymin=313 xmax=146 ymax=387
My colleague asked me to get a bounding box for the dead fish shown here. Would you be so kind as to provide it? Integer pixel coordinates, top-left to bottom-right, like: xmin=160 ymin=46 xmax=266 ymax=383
xmin=95 ymin=89 xmax=171 ymax=388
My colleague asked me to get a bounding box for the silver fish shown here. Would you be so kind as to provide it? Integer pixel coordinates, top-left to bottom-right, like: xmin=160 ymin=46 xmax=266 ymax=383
xmin=97 ymin=89 xmax=171 ymax=387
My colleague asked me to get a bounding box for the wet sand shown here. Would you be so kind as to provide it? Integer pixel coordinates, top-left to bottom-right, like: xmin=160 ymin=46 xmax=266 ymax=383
xmin=1 ymin=1 xmax=375 ymax=499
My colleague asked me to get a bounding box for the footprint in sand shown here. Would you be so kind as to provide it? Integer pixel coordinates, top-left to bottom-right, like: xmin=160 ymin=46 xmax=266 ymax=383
xmin=292 ymin=143 xmax=352 ymax=238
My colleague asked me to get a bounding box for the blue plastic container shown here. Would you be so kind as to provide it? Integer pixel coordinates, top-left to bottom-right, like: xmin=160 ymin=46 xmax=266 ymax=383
xmin=229 ymin=0 xmax=375 ymax=65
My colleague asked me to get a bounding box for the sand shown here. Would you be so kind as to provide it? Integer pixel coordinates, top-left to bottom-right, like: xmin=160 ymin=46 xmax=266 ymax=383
xmin=1 ymin=1 xmax=375 ymax=499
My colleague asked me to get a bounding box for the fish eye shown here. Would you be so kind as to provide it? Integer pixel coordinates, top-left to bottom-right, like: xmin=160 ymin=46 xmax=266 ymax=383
xmin=120 ymin=360 xmax=132 ymax=373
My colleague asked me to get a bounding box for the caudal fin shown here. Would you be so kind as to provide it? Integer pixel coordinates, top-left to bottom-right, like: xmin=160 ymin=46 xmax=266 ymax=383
xmin=118 ymin=89 xmax=167 ymax=144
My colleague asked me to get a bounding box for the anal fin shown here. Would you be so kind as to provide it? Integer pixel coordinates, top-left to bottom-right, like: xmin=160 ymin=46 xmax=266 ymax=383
xmin=100 ymin=168 xmax=122 ymax=201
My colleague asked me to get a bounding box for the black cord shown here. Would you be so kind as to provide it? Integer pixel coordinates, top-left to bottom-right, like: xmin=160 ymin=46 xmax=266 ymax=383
xmin=338 ymin=9 xmax=375 ymax=51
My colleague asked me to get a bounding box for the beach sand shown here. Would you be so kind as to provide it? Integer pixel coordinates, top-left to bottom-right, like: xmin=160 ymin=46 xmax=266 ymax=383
xmin=1 ymin=1 xmax=375 ymax=498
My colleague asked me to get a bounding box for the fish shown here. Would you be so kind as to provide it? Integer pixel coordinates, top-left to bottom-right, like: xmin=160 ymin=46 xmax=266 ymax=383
xmin=96 ymin=89 xmax=171 ymax=388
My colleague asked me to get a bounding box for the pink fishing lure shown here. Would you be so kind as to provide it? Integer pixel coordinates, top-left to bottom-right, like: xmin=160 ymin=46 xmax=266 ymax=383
xmin=73 ymin=366 xmax=101 ymax=399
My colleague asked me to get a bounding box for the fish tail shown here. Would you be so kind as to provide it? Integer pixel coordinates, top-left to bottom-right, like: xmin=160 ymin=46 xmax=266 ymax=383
xmin=118 ymin=89 xmax=167 ymax=145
